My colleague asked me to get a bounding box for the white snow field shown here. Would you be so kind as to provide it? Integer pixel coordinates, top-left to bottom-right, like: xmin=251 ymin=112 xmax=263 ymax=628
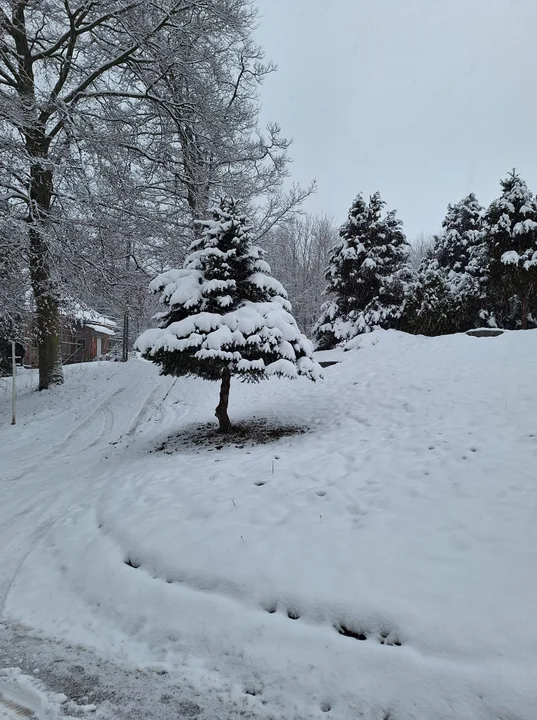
xmin=1 ymin=330 xmax=537 ymax=719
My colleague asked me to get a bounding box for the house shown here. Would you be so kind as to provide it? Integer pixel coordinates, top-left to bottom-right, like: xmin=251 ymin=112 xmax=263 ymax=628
xmin=24 ymin=301 xmax=120 ymax=367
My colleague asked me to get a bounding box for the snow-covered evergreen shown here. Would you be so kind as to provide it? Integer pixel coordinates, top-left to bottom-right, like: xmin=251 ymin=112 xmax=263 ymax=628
xmin=314 ymin=192 xmax=415 ymax=349
xmin=136 ymin=198 xmax=322 ymax=431
xmin=405 ymin=194 xmax=487 ymax=335
xmin=403 ymin=252 xmax=454 ymax=336
xmin=484 ymin=171 xmax=537 ymax=329
xmin=435 ymin=193 xmax=486 ymax=295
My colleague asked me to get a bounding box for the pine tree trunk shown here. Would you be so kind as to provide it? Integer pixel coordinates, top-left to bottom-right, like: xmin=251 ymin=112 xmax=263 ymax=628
xmin=521 ymin=292 xmax=529 ymax=330
xmin=215 ymin=368 xmax=231 ymax=433
xmin=27 ymin=156 xmax=64 ymax=390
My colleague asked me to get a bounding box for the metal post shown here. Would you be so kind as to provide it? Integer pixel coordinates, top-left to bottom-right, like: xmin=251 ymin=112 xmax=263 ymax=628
xmin=11 ymin=340 xmax=16 ymax=426
xmin=122 ymin=238 xmax=132 ymax=362
xmin=122 ymin=309 xmax=129 ymax=362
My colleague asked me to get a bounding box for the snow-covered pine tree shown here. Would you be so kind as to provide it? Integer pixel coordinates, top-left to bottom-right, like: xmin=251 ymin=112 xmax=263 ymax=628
xmin=484 ymin=171 xmax=537 ymax=329
xmin=135 ymin=198 xmax=322 ymax=432
xmin=402 ymin=251 xmax=454 ymax=336
xmin=405 ymin=193 xmax=487 ymax=335
xmin=313 ymin=194 xmax=369 ymax=349
xmin=435 ymin=193 xmax=485 ymax=288
xmin=314 ymin=192 xmax=415 ymax=348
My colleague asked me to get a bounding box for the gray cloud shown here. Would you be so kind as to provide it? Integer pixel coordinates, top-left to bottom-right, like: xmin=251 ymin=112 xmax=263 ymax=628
xmin=256 ymin=0 xmax=537 ymax=239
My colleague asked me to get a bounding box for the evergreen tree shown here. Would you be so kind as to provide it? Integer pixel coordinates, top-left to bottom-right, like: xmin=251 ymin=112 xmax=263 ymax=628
xmin=484 ymin=171 xmax=537 ymax=329
xmin=436 ymin=193 xmax=485 ymax=291
xmin=405 ymin=193 xmax=487 ymax=335
xmin=136 ymin=198 xmax=321 ymax=432
xmin=314 ymin=192 xmax=415 ymax=348
xmin=402 ymin=252 xmax=455 ymax=336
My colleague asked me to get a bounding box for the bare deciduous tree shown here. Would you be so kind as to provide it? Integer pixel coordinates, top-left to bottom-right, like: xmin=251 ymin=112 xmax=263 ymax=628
xmin=0 ymin=1 xmax=191 ymax=387
xmin=262 ymin=214 xmax=337 ymax=333
xmin=0 ymin=1 xmax=307 ymax=388
xmin=409 ymin=232 xmax=435 ymax=270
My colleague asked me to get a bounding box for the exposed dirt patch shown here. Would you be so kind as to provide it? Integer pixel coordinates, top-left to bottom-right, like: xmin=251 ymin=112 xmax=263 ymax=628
xmin=153 ymin=418 xmax=309 ymax=454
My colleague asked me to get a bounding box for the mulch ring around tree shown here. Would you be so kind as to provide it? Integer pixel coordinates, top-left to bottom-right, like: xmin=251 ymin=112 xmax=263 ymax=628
xmin=153 ymin=418 xmax=310 ymax=454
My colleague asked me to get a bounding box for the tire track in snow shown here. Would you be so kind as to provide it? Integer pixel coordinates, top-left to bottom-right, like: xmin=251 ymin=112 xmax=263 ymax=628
xmin=0 ymin=388 xmax=130 ymax=617
xmin=0 ymin=669 xmax=68 ymax=720
xmin=0 ymin=499 xmax=46 ymax=545
xmin=0 ymin=498 xmax=62 ymax=617
xmin=1 ymin=387 xmax=121 ymax=468
xmin=0 ymin=692 xmax=34 ymax=718
xmin=4 ymin=388 xmax=124 ymax=483
xmin=125 ymin=384 xmax=165 ymax=437
xmin=0 ymin=371 xmax=178 ymax=658
xmin=0 ymin=376 xmax=173 ymax=620
xmin=83 ymin=405 xmax=115 ymax=451
xmin=0 ymin=446 xmax=111 ymax=619
xmin=55 ymin=388 xmax=123 ymax=451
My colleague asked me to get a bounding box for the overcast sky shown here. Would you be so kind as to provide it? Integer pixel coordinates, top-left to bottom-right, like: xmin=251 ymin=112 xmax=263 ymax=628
xmin=255 ymin=0 xmax=537 ymax=241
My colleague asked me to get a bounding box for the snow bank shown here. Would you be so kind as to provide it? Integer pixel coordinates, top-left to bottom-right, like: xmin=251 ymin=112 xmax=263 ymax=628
xmin=0 ymin=668 xmax=68 ymax=719
xmin=4 ymin=330 xmax=537 ymax=719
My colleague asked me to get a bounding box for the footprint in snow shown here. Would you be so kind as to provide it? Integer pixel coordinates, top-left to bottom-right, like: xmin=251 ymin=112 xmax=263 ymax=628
xmin=337 ymin=625 xmax=367 ymax=641
xmin=336 ymin=624 xmax=402 ymax=646
xmin=347 ymin=504 xmax=367 ymax=519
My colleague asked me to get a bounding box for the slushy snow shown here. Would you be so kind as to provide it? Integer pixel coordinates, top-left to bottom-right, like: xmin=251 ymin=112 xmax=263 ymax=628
xmin=1 ymin=330 xmax=536 ymax=718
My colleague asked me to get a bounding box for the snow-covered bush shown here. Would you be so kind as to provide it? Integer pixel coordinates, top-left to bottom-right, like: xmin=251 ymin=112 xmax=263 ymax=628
xmin=314 ymin=192 xmax=415 ymax=349
xmin=136 ymin=198 xmax=322 ymax=432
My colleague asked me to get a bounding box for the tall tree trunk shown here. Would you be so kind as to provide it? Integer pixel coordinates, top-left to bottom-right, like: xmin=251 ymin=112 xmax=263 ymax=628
xmin=27 ymin=152 xmax=63 ymax=389
xmin=215 ymin=368 xmax=231 ymax=433
xmin=176 ymin=118 xmax=211 ymax=225
xmin=521 ymin=292 xmax=529 ymax=330
xmin=11 ymin=3 xmax=63 ymax=389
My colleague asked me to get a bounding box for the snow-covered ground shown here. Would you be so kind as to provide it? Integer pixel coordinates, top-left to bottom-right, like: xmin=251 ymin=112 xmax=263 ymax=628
xmin=1 ymin=331 xmax=536 ymax=719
